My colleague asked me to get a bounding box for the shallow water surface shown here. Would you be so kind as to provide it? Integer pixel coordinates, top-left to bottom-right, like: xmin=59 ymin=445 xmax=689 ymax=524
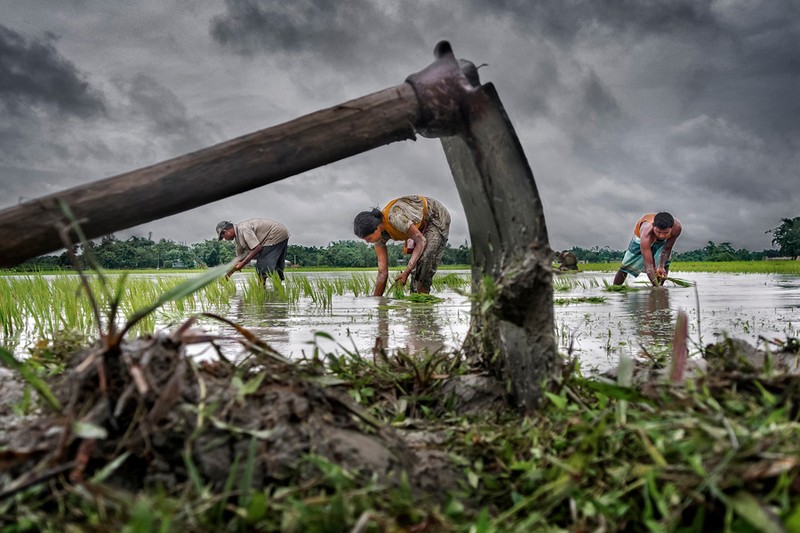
xmin=554 ymin=271 xmax=800 ymax=372
xmin=191 ymin=271 xmax=799 ymax=373
xmin=4 ymin=270 xmax=798 ymax=373
xmin=201 ymin=273 xmax=471 ymax=361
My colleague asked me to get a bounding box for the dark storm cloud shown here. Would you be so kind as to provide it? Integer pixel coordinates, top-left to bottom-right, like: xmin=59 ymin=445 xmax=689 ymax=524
xmin=466 ymin=0 xmax=800 ymax=138
xmin=0 ymin=25 xmax=106 ymax=119
xmin=0 ymin=24 xmax=108 ymax=171
xmin=467 ymin=0 xmax=719 ymax=45
xmin=0 ymin=24 xmax=220 ymax=209
xmin=209 ymin=0 xmax=417 ymax=65
xmin=114 ymin=74 xmax=220 ymax=155
xmin=665 ymin=114 xmax=798 ymax=202
xmin=2 ymin=1 xmax=797 ymax=253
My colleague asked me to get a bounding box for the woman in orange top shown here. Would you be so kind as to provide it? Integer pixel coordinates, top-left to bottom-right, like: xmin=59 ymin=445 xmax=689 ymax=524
xmin=613 ymin=212 xmax=682 ymax=286
xmin=353 ymin=195 xmax=451 ymax=296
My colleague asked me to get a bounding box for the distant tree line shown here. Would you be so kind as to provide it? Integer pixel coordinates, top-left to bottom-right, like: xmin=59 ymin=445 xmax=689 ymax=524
xmin=672 ymin=242 xmax=783 ymax=262
xmin=564 ymin=242 xmax=785 ymax=264
xmin=561 ymin=218 xmax=800 ymax=263
xmin=284 ymin=240 xmax=472 ymax=268
xmin=10 ymin=217 xmax=798 ymax=271
xmin=12 ymin=236 xmax=473 ymax=271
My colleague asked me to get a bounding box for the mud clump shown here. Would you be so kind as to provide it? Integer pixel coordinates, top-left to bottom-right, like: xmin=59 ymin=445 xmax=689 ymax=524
xmin=0 ymin=333 xmax=462 ymax=501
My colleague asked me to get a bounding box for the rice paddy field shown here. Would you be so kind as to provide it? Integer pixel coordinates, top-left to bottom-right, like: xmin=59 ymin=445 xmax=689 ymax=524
xmin=3 ymin=261 xmax=800 ymax=531
xmin=2 ymin=262 xmax=799 ymax=372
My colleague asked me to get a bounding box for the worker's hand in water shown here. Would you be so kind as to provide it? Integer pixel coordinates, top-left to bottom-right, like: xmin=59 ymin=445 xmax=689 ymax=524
xmin=394 ymin=272 xmax=408 ymax=286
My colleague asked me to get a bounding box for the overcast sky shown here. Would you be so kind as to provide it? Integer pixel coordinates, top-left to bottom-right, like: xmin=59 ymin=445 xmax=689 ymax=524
xmin=1 ymin=0 xmax=798 ymax=254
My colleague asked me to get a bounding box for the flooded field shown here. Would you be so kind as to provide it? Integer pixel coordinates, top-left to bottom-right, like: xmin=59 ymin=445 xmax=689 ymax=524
xmin=209 ymin=271 xmax=472 ymax=360
xmin=3 ymin=270 xmax=799 ymax=373
xmin=555 ymin=271 xmax=800 ymax=372
xmin=196 ymin=270 xmax=799 ymax=373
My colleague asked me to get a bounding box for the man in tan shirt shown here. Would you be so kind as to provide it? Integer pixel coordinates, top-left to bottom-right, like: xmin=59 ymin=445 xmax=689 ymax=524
xmin=216 ymin=218 xmax=290 ymax=283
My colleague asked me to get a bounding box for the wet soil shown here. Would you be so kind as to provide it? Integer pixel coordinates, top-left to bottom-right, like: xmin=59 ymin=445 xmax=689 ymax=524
xmin=0 ymin=331 xmax=476 ymax=503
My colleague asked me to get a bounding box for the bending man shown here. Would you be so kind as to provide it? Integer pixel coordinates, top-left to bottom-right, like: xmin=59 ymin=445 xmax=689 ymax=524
xmin=614 ymin=212 xmax=682 ymax=286
xmin=216 ymin=218 xmax=290 ymax=283
xmin=354 ymin=195 xmax=451 ymax=296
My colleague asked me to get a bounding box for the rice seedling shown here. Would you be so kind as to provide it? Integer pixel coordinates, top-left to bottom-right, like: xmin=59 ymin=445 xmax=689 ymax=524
xmin=297 ymin=274 xmax=315 ymax=298
xmin=553 ymin=276 xmax=604 ymax=292
xmin=198 ymin=275 xmax=237 ymax=310
xmin=266 ymin=271 xmax=288 ymax=300
xmin=317 ymin=278 xmax=335 ymax=308
xmin=346 ymin=272 xmax=374 ymax=296
xmin=554 ymin=296 xmax=607 ymax=305
xmin=330 ymin=276 xmax=347 ymax=295
xmin=0 ymin=278 xmax=26 ymax=338
xmin=239 ymin=275 xmax=266 ymax=305
xmin=602 ymin=279 xmax=644 ymax=292
xmin=660 ymin=275 xmax=694 ymax=287
xmin=431 ymin=272 xmax=470 ymax=291
xmin=401 ymin=294 xmax=445 ymax=304
xmin=388 ymin=279 xmax=406 ymax=299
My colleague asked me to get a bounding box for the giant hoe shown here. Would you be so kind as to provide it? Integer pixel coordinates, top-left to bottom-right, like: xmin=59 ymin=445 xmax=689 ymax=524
xmin=0 ymin=41 xmax=557 ymax=411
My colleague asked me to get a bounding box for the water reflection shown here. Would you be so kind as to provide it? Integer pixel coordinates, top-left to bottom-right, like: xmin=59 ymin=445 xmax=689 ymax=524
xmin=374 ymin=299 xmax=447 ymax=356
xmin=375 ymin=298 xmax=390 ymax=356
xmin=240 ymin=301 xmax=291 ymax=349
xmin=625 ymin=288 xmax=675 ymax=355
xmin=403 ymin=305 xmax=445 ymax=355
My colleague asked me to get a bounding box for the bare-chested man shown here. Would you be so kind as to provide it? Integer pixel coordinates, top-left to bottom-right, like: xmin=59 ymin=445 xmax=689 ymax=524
xmin=613 ymin=212 xmax=682 ymax=286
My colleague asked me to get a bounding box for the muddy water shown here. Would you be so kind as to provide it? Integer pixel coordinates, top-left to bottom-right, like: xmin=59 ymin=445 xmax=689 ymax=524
xmin=191 ymin=271 xmax=799 ymax=374
xmin=554 ymin=271 xmax=800 ymax=372
xmin=200 ymin=272 xmax=471 ymax=361
xmin=4 ymin=271 xmax=799 ymax=374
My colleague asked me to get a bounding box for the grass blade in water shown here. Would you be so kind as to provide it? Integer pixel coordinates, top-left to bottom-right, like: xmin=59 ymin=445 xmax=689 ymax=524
xmin=122 ymin=261 xmax=235 ymax=336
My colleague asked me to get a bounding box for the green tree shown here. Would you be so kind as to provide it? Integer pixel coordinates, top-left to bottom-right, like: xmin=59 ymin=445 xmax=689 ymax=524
xmin=703 ymin=241 xmax=736 ymax=262
xmin=323 ymin=241 xmax=377 ymax=267
xmin=442 ymin=241 xmax=472 ymax=265
xmin=769 ymin=217 xmax=800 ymax=259
xmin=287 ymin=245 xmax=323 ymax=267
xmin=568 ymin=246 xmax=624 ymax=263
xmin=191 ymin=239 xmax=234 ymax=267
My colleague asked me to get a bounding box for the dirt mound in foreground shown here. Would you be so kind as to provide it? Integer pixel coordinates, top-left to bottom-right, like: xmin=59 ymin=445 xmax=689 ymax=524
xmin=0 ymin=333 xmax=463 ymax=499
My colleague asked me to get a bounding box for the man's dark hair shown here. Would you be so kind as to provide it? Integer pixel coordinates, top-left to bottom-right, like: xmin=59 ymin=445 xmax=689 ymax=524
xmin=653 ymin=212 xmax=674 ymax=229
xmin=353 ymin=208 xmax=383 ymax=238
